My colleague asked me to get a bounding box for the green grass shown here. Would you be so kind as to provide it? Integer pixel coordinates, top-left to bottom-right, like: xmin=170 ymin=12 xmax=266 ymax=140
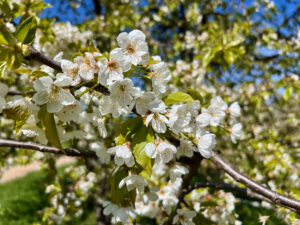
xmin=0 ymin=167 xmax=97 ymax=225
xmin=0 ymin=170 xmax=48 ymax=225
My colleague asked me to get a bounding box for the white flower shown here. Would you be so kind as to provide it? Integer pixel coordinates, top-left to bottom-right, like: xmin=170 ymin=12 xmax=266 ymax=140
xmin=231 ymin=123 xmax=243 ymax=143
xmin=229 ymin=102 xmax=241 ymax=118
xmin=97 ymin=48 xmax=131 ymax=85
xmin=145 ymin=113 xmax=169 ymax=133
xmin=176 ymin=140 xmax=196 ymax=159
xmin=140 ymin=186 xmax=159 ymax=204
xmin=99 ymin=95 xmax=134 ymax=118
xmin=197 ymin=133 xmax=216 ymax=158
xmin=56 ymin=59 xmax=81 ymax=86
xmin=170 ymin=165 xmax=189 ymax=183
xmin=117 ymin=29 xmax=148 ymax=65
xmin=102 ymin=201 xmax=131 ymax=223
xmin=135 ymin=91 xmax=156 ymax=115
xmin=201 ymin=96 xmax=227 ymax=127
xmin=90 ymin=142 xmax=110 ymax=164
xmin=173 ymin=209 xmax=196 ymax=225
xmin=109 ymin=78 xmax=141 ymax=107
xmin=32 ymin=76 xmax=75 ymax=113
xmin=119 ymin=175 xmax=148 ymax=192
xmin=0 ymin=82 xmax=8 ymax=113
xmin=56 ymin=101 xmax=83 ymax=122
xmin=145 ymin=99 xmax=168 ymax=133
xmin=108 ymin=144 xmax=135 ymax=167
xmin=145 ymin=141 xmax=177 ymax=164
xmin=210 ymin=96 xmax=227 ymax=111
xmin=75 ymin=52 xmax=101 ymax=80
xmin=168 ymin=104 xmax=192 ymax=134
xmin=149 ymin=62 xmax=171 ymax=94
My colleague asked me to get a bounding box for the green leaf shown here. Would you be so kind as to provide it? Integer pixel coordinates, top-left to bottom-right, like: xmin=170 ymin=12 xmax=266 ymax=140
xmin=6 ymin=50 xmax=23 ymax=69
xmin=110 ymin=168 xmax=127 ymax=205
xmin=224 ymin=50 xmax=236 ymax=65
xmin=31 ymin=70 xmax=50 ymax=78
xmin=283 ymin=86 xmax=293 ymax=101
xmin=29 ymin=1 xmax=51 ymax=10
xmin=0 ymin=61 xmax=6 ymax=78
xmin=15 ymin=16 xmax=37 ymax=44
xmin=188 ymin=88 xmax=203 ymax=103
xmin=163 ymin=92 xmax=194 ymax=105
xmin=114 ymin=117 xmax=142 ymax=145
xmin=2 ymin=103 xmax=29 ymax=133
xmin=0 ymin=0 xmax=12 ymax=18
xmin=132 ymin=126 xmax=154 ymax=175
xmin=0 ymin=19 xmax=17 ymax=46
xmin=146 ymin=57 xmax=159 ymax=65
xmin=38 ymin=105 xmax=63 ymax=150
xmin=128 ymin=189 xmax=137 ymax=208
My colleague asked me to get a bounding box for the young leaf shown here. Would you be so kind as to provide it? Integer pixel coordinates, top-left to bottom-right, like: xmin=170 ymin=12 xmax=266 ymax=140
xmin=0 ymin=0 xmax=12 ymax=19
xmin=114 ymin=117 xmax=142 ymax=145
xmin=15 ymin=16 xmax=37 ymax=44
xmin=132 ymin=126 xmax=154 ymax=175
xmin=2 ymin=103 xmax=29 ymax=133
xmin=110 ymin=168 xmax=127 ymax=205
xmin=0 ymin=19 xmax=17 ymax=46
xmin=188 ymin=88 xmax=203 ymax=103
xmin=163 ymin=92 xmax=194 ymax=105
xmin=283 ymin=86 xmax=293 ymax=101
xmin=38 ymin=105 xmax=63 ymax=150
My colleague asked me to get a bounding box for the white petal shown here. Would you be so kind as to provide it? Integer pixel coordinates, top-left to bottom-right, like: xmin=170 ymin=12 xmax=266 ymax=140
xmin=145 ymin=143 xmax=156 ymax=158
xmin=110 ymin=48 xmax=124 ymax=61
xmin=47 ymin=98 xmax=63 ymax=113
xmin=59 ymin=89 xmax=75 ymax=106
xmin=145 ymin=114 xmax=154 ymax=126
xmin=0 ymin=83 xmax=8 ymax=97
xmin=229 ymin=102 xmax=241 ymax=118
xmin=129 ymin=29 xmax=146 ymax=40
xmin=54 ymin=74 xmax=73 ymax=87
xmin=117 ymin=32 xmax=129 ymax=48
xmin=148 ymin=99 xmax=166 ymax=113
xmin=125 ymin=155 xmax=135 ymax=167
xmin=0 ymin=97 xmax=5 ymax=112
xmin=114 ymin=156 xmax=124 ymax=166
xmin=33 ymin=76 xmax=53 ymax=92
xmin=33 ymin=91 xmax=50 ymax=105
xmin=196 ymin=113 xmax=211 ymax=127
xmin=151 ymin=117 xmax=166 ymax=133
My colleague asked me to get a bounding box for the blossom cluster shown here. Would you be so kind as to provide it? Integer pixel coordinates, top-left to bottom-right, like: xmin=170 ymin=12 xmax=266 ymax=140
xmin=0 ymin=29 xmax=244 ymax=224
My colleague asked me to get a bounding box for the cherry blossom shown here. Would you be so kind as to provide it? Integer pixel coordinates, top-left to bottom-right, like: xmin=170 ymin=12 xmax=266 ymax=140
xmin=145 ymin=141 xmax=177 ymax=164
xmin=117 ymin=29 xmax=149 ymax=65
xmin=97 ymin=48 xmax=131 ymax=85
xmin=108 ymin=144 xmax=135 ymax=167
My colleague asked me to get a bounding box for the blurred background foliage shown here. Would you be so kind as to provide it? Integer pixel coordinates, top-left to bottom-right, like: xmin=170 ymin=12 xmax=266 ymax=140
xmin=0 ymin=0 xmax=300 ymax=224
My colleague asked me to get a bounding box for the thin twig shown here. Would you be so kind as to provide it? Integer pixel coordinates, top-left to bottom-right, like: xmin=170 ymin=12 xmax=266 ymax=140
xmin=211 ymin=152 xmax=300 ymax=213
xmin=0 ymin=138 xmax=97 ymax=158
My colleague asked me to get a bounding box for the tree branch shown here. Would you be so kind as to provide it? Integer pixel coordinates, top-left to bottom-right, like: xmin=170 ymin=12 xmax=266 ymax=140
xmin=0 ymin=138 xmax=97 ymax=158
xmin=92 ymin=0 xmax=101 ymax=16
xmin=180 ymin=182 xmax=273 ymax=203
xmin=7 ymin=90 xmax=34 ymax=96
xmin=24 ymin=47 xmax=110 ymax=95
xmin=2 ymin=137 xmax=300 ymax=213
xmin=211 ymin=152 xmax=300 ymax=212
